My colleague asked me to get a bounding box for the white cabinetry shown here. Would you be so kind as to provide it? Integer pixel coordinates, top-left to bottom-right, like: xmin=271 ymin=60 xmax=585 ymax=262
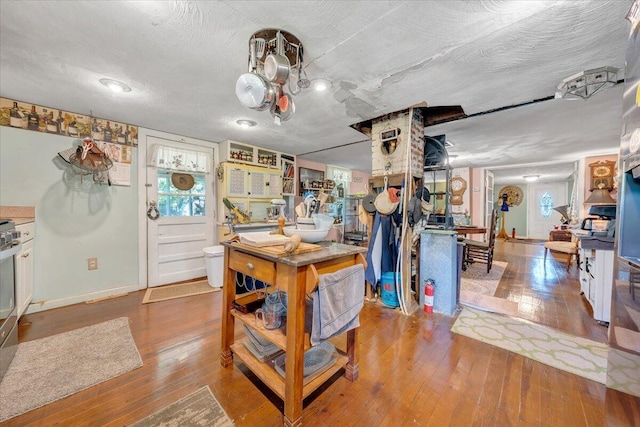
xmin=578 ymin=240 xmax=613 ymax=323
xmin=15 ymin=222 xmax=35 ymax=318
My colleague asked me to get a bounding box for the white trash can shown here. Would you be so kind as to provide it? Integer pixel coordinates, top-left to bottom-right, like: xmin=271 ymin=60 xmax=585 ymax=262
xmin=203 ymin=245 xmax=224 ymax=288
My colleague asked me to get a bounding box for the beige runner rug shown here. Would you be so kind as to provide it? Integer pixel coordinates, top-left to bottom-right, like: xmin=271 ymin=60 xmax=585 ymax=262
xmin=142 ymin=279 xmax=219 ymax=304
xmin=132 ymin=386 xmax=234 ymax=426
xmin=452 ymin=308 xmax=608 ymax=384
xmin=459 ymin=289 xmax=519 ymax=317
xmin=0 ymin=317 xmax=142 ymax=421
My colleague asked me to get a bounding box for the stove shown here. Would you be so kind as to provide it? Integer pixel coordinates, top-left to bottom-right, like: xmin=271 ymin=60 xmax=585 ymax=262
xmin=0 ymin=218 xmax=19 ymax=382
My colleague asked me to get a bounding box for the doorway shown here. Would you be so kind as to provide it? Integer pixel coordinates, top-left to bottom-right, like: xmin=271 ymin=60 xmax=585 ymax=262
xmin=143 ymin=133 xmax=216 ymax=288
xmin=527 ymin=182 xmax=568 ymax=240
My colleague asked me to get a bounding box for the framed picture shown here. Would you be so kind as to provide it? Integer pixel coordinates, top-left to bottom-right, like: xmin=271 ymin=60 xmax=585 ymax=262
xmin=299 ymin=167 xmax=324 ymax=194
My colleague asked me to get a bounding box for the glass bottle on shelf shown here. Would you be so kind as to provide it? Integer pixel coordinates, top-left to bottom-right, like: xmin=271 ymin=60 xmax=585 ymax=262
xmin=27 ymin=105 xmax=39 ymax=130
xmin=46 ymin=110 xmax=57 ymax=133
xmin=117 ymin=126 xmax=126 ymax=144
xmin=68 ymin=120 xmax=78 ymax=137
xmin=38 ymin=108 xmax=48 ymax=132
xmin=124 ymin=125 xmax=130 ymax=145
xmin=9 ymin=102 xmax=23 ymax=128
xmin=56 ymin=110 xmax=64 ymax=134
xmin=103 ymin=121 xmax=113 ymax=142
xmin=92 ymin=118 xmax=102 ymax=141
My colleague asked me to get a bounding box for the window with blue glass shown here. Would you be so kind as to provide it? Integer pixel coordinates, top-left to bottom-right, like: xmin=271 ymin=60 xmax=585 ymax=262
xmin=539 ymin=192 xmax=553 ymax=218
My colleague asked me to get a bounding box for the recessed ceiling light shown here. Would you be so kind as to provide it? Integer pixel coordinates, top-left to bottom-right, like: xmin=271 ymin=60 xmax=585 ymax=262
xmin=311 ymin=78 xmax=332 ymax=92
xmin=236 ymin=119 xmax=257 ymax=128
xmin=524 ymin=175 xmax=540 ymax=182
xmin=99 ymin=78 xmax=131 ymax=93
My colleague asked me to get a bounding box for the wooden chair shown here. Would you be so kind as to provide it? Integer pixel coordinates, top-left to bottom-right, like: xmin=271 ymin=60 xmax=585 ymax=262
xmin=463 ymin=209 xmax=497 ymax=273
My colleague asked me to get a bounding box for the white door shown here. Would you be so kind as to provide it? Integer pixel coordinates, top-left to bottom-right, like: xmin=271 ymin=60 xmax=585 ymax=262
xmin=146 ymin=136 xmax=215 ymax=287
xmin=485 ymin=170 xmax=494 ymax=230
xmin=527 ymin=182 xmax=568 ymax=240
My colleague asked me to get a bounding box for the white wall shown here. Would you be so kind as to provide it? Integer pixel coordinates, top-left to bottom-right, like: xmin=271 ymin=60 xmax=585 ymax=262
xmin=0 ymin=126 xmax=139 ymax=312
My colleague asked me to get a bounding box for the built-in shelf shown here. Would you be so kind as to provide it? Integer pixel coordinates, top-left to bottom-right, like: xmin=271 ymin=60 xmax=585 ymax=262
xmin=230 ymin=342 xmax=347 ymax=400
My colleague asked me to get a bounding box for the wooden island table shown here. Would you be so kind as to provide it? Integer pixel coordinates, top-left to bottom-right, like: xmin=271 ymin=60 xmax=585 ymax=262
xmin=220 ymin=240 xmax=367 ymax=426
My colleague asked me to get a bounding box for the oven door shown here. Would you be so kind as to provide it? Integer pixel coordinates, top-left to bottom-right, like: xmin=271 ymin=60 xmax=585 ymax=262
xmin=0 ymin=243 xmax=21 ymax=342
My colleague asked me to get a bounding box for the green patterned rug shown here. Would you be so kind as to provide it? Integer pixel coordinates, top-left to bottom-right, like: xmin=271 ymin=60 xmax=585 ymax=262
xmin=452 ymin=308 xmax=608 ymax=384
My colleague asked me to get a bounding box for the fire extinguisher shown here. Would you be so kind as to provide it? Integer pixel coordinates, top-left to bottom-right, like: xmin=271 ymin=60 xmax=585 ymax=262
xmin=424 ymin=279 xmax=434 ymax=313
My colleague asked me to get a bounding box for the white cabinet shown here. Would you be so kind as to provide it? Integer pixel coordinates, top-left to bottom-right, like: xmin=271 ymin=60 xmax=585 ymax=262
xmin=223 ymin=164 xmax=282 ymax=199
xmin=15 ymin=222 xmax=35 ymax=318
xmin=578 ymin=240 xmax=613 ymax=323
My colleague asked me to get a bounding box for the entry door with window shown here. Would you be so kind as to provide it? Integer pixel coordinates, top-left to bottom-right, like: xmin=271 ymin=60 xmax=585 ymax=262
xmin=146 ymin=136 xmax=215 ymax=287
xmin=527 ymin=182 xmax=567 ymax=240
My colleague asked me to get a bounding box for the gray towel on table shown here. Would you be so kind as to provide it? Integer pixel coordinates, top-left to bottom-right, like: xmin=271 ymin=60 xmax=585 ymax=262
xmin=311 ymin=264 xmax=365 ymax=346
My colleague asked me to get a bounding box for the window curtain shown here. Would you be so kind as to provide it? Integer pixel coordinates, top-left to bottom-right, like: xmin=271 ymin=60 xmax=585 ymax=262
xmin=147 ymin=144 xmax=210 ymax=174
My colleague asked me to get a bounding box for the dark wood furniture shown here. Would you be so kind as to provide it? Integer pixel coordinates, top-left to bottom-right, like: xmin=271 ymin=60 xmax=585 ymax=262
xmin=549 ymin=230 xmax=572 ymax=242
xmin=462 ymin=210 xmax=497 ymax=273
xmin=220 ymin=241 xmax=367 ymax=427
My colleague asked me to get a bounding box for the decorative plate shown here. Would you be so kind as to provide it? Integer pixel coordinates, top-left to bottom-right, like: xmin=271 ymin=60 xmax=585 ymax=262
xmin=498 ymin=185 xmax=523 ymax=207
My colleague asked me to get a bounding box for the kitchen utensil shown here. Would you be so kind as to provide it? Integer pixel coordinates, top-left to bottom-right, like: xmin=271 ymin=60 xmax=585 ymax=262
xmin=295 ymin=203 xmax=305 ymax=218
xmin=374 ymin=176 xmax=399 ymax=215
xmin=363 ymin=192 xmax=377 ymax=213
xmin=264 ymin=31 xmax=290 ymax=84
xmin=255 ymin=304 xmax=282 ymax=330
xmin=283 ymin=226 xmax=330 ymax=243
xmin=235 ymin=72 xmax=276 ymax=111
xmin=304 ymin=195 xmax=316 ymax=218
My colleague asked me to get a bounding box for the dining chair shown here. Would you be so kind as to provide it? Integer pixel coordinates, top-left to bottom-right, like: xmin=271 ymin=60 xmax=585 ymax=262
xmin=462 ymin=209 xmax=497 ymax=274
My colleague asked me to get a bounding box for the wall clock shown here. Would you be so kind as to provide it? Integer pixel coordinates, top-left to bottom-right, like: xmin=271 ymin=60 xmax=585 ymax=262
xmin=589 ymin=160 xmax=616 ymax=190
xmin=450 ymin=176 xmax=467 ymax=205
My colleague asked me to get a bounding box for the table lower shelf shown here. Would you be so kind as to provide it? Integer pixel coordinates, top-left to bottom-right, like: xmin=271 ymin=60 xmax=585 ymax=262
xmin=230 ymin=343 xmax=348 ymax=400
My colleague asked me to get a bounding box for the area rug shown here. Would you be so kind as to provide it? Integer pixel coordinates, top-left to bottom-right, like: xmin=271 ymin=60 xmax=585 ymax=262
xmin=459 ymin=290 xmax=519 ymax=317
xmin=460 ymin=260 xmax=507 ymax=296
xmin=0 ymin=317 xmax=142 ymax=422
xmin=451 ymin=308 xmax=608 ymax=384
xmin=131 ymin=386 xmax=234 ymax=426
xmin=142 ymin=279 xmax=219 ymax=304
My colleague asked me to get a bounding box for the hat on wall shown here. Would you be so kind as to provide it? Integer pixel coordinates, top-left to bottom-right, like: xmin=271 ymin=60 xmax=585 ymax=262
xmin=171 ymin=173 xmax=195 ymax=191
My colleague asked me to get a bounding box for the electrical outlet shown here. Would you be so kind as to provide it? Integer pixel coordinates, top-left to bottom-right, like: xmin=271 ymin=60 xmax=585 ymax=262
xmin=88 ymin=257 xmax=98 ymax=270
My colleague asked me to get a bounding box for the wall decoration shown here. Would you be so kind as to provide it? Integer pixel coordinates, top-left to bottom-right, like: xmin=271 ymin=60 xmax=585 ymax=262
xmin=0 ymin=97 xmax=138 ymax=147
xmin=497 ymin=185 xmax=524 ymax=207
xmin=450 ymin=176 xmax=467 ymax=205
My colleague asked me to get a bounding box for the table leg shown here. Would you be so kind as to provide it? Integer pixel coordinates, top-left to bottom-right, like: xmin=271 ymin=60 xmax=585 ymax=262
xmin=220 ymin=247 xmax=236 ymax=368
xmin=283 ymin=264 xmax=305 ymax=426
xmin=345 ymin=327 xmax=359 ymax=381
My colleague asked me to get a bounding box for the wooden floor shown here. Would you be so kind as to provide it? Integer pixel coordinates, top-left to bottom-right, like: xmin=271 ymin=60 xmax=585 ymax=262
xmin=9 ymin=240 xmax=639 ymax=426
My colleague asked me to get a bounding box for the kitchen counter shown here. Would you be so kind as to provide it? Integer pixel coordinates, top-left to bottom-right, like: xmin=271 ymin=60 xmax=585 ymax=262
xmin=570 ymin=229 xmax=614 ymax=250
xmin=0 ymin=206 xmax=35 ymax=225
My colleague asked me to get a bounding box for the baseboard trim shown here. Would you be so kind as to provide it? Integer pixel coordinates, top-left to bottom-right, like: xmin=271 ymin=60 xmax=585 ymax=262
xmin=24 ymin=284 xmax=140 ymax=315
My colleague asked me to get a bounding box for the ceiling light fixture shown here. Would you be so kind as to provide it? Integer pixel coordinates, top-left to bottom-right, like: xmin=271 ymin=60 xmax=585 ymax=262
xmin=236 ymin=119 xmax=257 ymax=128
xmin=235 ymin=29 xmax=305 ymax=125
xmin=99 ymin=78 xmax=131 ymax=93
xmin=554 ymin=66 xmax=619 ymax=100
xmin=311 ymin=78 xmax=332 ymax=92
xmin=524 ymin=175 xmax=540 ymax=182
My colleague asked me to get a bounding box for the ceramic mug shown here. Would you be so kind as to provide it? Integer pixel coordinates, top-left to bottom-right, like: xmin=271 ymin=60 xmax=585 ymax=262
xmin=255 ymin=305 xmax=282 ymax=330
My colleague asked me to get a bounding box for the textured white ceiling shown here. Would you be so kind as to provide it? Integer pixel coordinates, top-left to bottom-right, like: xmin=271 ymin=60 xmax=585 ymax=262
xmin=0 ymin=0 xmax=632 ymax=177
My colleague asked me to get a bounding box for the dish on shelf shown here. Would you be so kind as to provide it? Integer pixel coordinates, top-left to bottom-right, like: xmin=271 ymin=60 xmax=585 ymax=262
xmin=273 ymin=341 xmax=337 ymax=378
xmin=283 ymin=226 xmax=330 ymax=243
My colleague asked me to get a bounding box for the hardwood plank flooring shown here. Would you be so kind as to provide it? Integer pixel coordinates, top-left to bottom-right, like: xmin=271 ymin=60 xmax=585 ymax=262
xmin=6 ymin=240 xmax=636 ymax=426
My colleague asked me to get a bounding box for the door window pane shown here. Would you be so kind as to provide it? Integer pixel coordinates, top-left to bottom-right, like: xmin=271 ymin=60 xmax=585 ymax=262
xmin=157 ymin=172 xmax=206 ymax=217
xmin=540 ymin=192 xmax=553 ymax=218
